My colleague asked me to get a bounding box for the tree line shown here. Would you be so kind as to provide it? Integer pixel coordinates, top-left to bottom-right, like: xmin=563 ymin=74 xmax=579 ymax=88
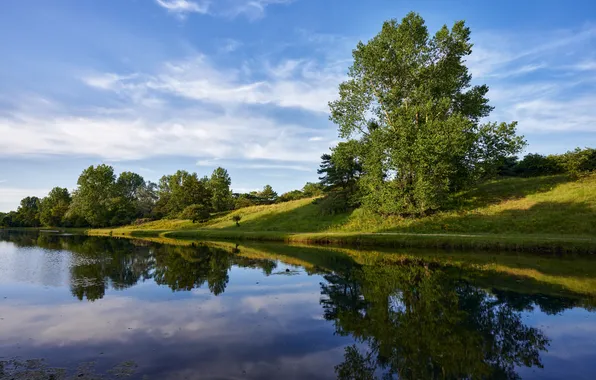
xmin=0 ymin=164 xmax=324 ymax=228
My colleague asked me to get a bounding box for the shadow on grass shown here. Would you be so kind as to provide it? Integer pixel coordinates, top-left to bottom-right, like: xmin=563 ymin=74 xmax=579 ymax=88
xmin=446 ymin=175 xmax=571 ymax=211
xmin=221 ymin=200 xmax=353 ymax=233
xmin=382 ymin=200 xmax=596 ymax=236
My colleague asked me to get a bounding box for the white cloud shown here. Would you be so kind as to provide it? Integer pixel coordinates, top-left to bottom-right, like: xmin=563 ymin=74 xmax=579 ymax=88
xmin=155 ymin=0 xmax=293 ymax=20
xmin=197 ymin=160 xmax=313 ymax=172
xmin=466 ymin=25 xmax=596 ymax=134
xmin=83 ymin=55 xmax=342 ymax=114
xmin=155 ymin=0 xmax=209 ymax=16
xmin=0 ymin=187 xmax=49 ymax=212
xmin=308 ymin=136 xmax=323 ymax=141
xmin=222 ymin=0 xmax=294 ymax=20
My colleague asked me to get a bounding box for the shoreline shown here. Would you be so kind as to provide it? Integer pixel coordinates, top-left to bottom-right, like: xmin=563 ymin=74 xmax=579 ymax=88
xmin=86 ymin=228 xmax=596 ymax=254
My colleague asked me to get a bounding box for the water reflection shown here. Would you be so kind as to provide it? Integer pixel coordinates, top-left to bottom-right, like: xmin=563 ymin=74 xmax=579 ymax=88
xmin=1 ymin=231 xmax=596 ymax=379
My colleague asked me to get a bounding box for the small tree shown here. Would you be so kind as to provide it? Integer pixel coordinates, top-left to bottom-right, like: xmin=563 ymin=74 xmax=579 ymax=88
xmin=232 ymin=214 xmax=242 ymax=227
xmin=180 ymin=204 xmax=211 ymax=223
xmin=259 ymin=185 xmax=278 ymax=204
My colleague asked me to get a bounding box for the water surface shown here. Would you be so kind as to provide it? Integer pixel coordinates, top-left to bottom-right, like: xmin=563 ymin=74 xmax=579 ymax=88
xmin=1 ymin=231 xmax=596 ymax=379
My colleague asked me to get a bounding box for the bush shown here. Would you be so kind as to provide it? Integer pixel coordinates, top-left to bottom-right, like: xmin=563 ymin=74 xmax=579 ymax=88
xmin=133 ymin=218 xmax=153 ymax=225
xmin=514 ymin=153 xmax=562 ymax=177
xmin=556 ymin=148 xmax=596 ymax=177
xmin=278 ymin=190 xmax=304 ymax=203
xmin=234 ymin=195 xmax=256 ymax=209
xmin=317 ymin=189 xmax=355 ymax=216
xmin=179 ymin=204 xmax=211 ymax=223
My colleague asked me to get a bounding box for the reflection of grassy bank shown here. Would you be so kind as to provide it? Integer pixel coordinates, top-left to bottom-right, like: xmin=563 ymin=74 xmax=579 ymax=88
xmin=88 ymin=228 xmax=596 ymax=254
xmin=99 ymin=233 xmax=596 ymax=301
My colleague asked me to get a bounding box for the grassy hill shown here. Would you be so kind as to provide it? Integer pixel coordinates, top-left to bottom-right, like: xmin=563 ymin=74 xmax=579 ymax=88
xmin=90 ymin=174 xmax=596 ymax=252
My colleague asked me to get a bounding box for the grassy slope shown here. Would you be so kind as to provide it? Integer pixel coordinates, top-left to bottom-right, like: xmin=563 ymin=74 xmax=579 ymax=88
xmin=91 ymin=174 xmax=596 ymax=252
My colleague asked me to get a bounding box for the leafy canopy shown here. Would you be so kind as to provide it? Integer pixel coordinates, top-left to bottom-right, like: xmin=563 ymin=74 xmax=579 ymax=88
xmin=329 ymin=12 xmax=525 ymax=215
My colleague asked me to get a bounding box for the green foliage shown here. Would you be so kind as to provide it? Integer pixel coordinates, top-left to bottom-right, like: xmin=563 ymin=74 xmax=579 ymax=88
xmin=302 ymin=182 xmax=324 ymax=197
xmin=232 ymin=214 xmax=242 ymax=227
xmin=514 ymin=153 xmax=562 ymax=177
xmin=157 ymin=170 xmax=213 ymax=217
xmin=329 ymin=13 xmax=525 ymax=216
xmin=180 ymin=204 xmax=211 ymax=223
xmin=278 ymin=190 xmax=304 ymax=202
xmin=318 ymin=141 xmax=363 ymax=190
xmin=40 ymin=187 xmax=71 ymax=227
xmin=556 ymin=147 xmax=596 ymax=177
xmin=259 ymin=185 xmax=278 ymax=203
xmin=210 ymin=167 xmax=234 ymax=212
xmin=317 ymin=189 xmax=356 ymax=216
xmin=70 ymin=164 xmax=117 ymax=227
xmin=17 ymin=196 xmax=42 ymax=227
xmin=234 ymin=194 xmax=256 ymax=209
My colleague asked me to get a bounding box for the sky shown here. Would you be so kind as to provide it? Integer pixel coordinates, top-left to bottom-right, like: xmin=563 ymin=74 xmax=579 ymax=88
xmin=1 ymin=0 xmax=595 ymax=212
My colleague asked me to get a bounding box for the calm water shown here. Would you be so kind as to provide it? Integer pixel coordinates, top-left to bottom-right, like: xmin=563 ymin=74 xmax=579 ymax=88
xmin=1 ymin=231 xmax=596 ymax=379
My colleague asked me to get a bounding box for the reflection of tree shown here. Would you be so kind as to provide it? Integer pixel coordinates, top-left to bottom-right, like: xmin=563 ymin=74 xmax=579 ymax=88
xmin=323 ymin=261 xmax=550 ymax=380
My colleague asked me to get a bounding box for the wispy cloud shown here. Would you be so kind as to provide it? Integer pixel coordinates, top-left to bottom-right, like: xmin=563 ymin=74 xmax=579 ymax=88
xmin=84 ymin=54 xmax=344 ymax=113
xmin=155 ymin=0 xmax=293 ymax=20
xmin=196 ymin=159 xmax=313 ymax=172
xmin=155 ymin=0 xmax=209 ymax=16
xmin=467 ymin=25 xmax=596 ymax=136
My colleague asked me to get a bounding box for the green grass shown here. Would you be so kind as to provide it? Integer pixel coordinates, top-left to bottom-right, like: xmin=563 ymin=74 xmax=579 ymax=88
xmin=89 ymin=174 xmax=596 ymax=252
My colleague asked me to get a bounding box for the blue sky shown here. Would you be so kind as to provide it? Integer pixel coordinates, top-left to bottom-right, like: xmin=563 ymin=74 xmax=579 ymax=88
xmin=1 ymin=0 xmax=595 ymax=211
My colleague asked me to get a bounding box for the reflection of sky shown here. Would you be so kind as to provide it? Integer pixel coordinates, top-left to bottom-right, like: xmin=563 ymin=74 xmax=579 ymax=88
xmin=3 ymin=239 xmax=596 ymax=379
xmin=519 ymin=308 xmax=596 ymax=380
xmin=0 ymin=241 xmax=351 ymax=379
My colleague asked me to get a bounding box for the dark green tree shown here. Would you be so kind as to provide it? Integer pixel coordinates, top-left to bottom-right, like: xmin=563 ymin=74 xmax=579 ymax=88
xmin=329 ymin=12 xmax=525 ymax=215
xmin=259 ymin=185 xmax=278 ymax=203
xmin=16 ymin=196 xmax=42 ymax=227
xmin=209 ymin=167 xmax=233 ymax=212
xmin=69 ymin=165 xmax=117 ymax=227
xmin=39 ymin=187 xmax=71 ymax=226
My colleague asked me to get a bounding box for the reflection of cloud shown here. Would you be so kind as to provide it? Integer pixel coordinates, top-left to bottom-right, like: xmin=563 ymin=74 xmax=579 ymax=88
xmin=0 ymin=279 xmax=345 ymax=379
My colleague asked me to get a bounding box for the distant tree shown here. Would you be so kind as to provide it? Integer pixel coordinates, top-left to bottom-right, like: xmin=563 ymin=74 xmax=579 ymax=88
xmin=234 ymin=194 xmax=256 ymax=209
xmin=40 ymin=187 xmax=71 ymax=226
xmin=209 ymin=167 xmax=234 ymax=212
xmin=302 ymin=182 xmax=324 ymax=197
xmin=137 ymin=181 xmax=158 ymax=218
xmin=514 ymin=154 xmax=562 ymax=177
xmin=157 ymin=170 xmax=213 ymax=216
xmin=180 ymin=204 xmax=211 ymax=223
xmin=70 ymin=164 xmax=117 ymax=227
xmin=17 ymin=196 xmax=42 ymax=227
xmin=259 ymin=185 xmax=278 ymax=203
xmin=278 ymin=190 xmax=304 ymax=203
xmin=232 ymin=214 xmax=242 ymax=227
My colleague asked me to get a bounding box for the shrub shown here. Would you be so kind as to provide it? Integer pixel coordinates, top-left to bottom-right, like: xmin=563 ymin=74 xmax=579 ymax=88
xmin=232 ymin=214 xmax=242 ymax=227
xmin=179 ymin=204 xmax=211 ymax=223
xmin=234 ymin=195 xmax=255 ymax=209
xmin=278 ymin=190 xmax=304 ymax=203
xmin=514 ymin=154 xmax=562 ymax=177
xmin=557 ymin=148 xmax=596 ymax=177
xmin=318 ymin=189 xmax=355 ymax=216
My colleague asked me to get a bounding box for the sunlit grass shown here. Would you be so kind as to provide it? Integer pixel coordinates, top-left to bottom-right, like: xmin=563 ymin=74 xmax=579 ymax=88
xmin=90 ymin=174 xmax=596 ymax=251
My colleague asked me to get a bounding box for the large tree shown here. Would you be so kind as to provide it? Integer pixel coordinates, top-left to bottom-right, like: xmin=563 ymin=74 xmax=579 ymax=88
xmin=329 ymin=12 xmax=525 ymax=215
